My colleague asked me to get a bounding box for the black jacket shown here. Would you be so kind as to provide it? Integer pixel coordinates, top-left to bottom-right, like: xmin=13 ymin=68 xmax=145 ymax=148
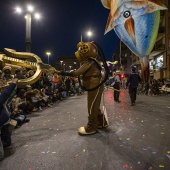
xmin=126 ymin=72 xmax=141 ymax=88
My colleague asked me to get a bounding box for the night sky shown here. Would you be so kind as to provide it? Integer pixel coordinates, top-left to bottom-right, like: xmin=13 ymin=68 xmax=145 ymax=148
xmin=0 ymin=0 xmax=119 ymax=65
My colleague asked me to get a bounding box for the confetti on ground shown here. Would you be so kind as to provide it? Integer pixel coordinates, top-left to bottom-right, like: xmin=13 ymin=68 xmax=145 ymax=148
xmin=167 ymin=151 xmax=170 ymax=154
xmin=160 ymin=132 xmax=165 ymax=135
xmin=123 ymin=164 xmax=129 ymax=168
xmin=74 ymin=154 xmax=79 ymax=158
xmin=28 ymin=168 xmax=32 ymax=170
xmin=83 ymin=149 xmax=86 ymax=152
xmin=52 ymin=152 xmax=56 ymax=154
xmin=166 ymin=154 xmax=170 ymax=159
xmin=148 ymin=166 xmax=153 ymax=170
xmin=159 ymin=165 xmax=164 ymax=168
xmin=152 ymin=152 xmax=157 ymax=154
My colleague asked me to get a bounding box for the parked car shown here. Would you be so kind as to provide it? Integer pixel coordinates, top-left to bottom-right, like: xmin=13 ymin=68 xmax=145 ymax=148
xmin=159 ymin=81 xmax=170 ymax=94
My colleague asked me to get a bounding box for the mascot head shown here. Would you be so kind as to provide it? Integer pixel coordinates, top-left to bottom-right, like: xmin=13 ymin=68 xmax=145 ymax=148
xmin=75 ymin=41 xmax=98 ymax=63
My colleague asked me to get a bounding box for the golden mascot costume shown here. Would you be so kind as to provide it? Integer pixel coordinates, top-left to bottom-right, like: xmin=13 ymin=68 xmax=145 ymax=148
xmin=60 ymin=41 xmax=108 ymax=135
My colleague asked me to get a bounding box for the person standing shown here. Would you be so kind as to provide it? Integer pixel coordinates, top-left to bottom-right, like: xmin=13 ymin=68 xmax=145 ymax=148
xmin=112 ymin=73 xmax=121 ymax=102
xmin=60 ymin=41 xmax=108 ymax=135
xmin=126 ymin=67 xmax=141 ymax=106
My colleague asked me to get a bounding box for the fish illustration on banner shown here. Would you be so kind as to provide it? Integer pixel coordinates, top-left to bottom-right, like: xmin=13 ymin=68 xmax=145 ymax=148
xmin=101 ymin=0 xmax=167 ymax=82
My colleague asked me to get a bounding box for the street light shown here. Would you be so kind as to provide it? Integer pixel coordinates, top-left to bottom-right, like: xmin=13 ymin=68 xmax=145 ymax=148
xmin=15 ymin=5 xmax=41 ymax=52
xmin=60 ymin=61 xmax=63 ymax=70
xmin=46 ymin=52 xmax=51 ymax=64
xmin=81 ymin=30 xmax=93 ymax=42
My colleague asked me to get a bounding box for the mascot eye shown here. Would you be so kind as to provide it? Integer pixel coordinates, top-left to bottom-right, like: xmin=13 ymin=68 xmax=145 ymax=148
xmin=123 ymin=11 xmax=131 ymax=18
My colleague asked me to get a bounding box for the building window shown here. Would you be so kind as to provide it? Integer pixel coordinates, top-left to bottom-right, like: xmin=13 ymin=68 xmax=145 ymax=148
xmin=155 ymin=55 xmax=163 ymax=70
xmin=149 ymin=60 xmax=154 ymax=70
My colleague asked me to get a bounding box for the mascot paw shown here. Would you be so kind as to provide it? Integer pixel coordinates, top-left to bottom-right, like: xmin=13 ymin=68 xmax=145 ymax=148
xmin=78 ymin=126 xmax=97 ymax=136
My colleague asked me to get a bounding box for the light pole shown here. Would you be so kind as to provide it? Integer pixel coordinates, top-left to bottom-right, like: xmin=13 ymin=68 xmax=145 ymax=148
xmin=15 ymin=5 xmax=41 ymax=52
xmin=60 ymin=61 xmax=63 ymax=70
xmin=63 ymin=63 xmax=66 ymax=71
xmin=81 ymin=30 xmax=93 ymax=42
xmin=46 ymin=52 xmax=51 ymax=64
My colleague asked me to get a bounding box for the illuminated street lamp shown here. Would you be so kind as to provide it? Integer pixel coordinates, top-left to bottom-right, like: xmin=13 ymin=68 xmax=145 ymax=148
xmin=15 ymin=5 xmax=41 ymax=52
xmin=46 ymin=52 xmax=51 ymax=64
xmin=60 ymin=61 xmax=63 ymax=70
xmin=81 ymin=30 xmax=93 ymax=42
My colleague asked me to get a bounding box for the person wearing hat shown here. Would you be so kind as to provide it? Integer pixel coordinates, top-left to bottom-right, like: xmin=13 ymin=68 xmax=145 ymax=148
xmin=126 ymin=67 xmax=141 ymax=106
xmin=2 ymin=66 xmax=13 ymax=81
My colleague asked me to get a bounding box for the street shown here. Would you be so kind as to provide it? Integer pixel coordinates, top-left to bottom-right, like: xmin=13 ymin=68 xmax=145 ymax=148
xmin=0 ymin=89 xmax=170 ymax=170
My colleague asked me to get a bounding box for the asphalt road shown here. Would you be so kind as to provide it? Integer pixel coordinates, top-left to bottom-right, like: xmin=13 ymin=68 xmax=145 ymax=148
xmin=0 ymin=89 xmax=170 ymax=170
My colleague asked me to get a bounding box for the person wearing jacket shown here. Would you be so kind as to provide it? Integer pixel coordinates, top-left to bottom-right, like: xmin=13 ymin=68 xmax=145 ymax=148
xmin=0 ymin=78 xmax=18 ymax=161
xmin=126 ymin=67 xmax=141 ymax=106
xmin=60 ymin=41 xmax=108 ymax=135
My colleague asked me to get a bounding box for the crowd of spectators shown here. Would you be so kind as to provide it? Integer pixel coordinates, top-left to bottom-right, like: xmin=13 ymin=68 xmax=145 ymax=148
xmin=137 ymin=78 xmax=170 ymax=96
xmin=0 ymin=65 xmax=83 ymax=161
xmin=106 ymin=73 xmax=170 ymax=96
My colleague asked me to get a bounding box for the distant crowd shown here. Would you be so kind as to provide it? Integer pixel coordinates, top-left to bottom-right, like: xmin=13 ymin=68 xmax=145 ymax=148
xmin=107 ymin=73 xmax=170 ymax=96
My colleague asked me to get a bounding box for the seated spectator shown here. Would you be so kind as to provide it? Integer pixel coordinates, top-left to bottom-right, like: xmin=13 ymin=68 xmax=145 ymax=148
xmin=0 ymin=78 xmax=18 ymax=161
xmin=53 ymin=88 xmax=60 ymax=102
xmin=25 ymin=85 xmax=35 ymax=112
xmin=1 ymin=66 xmax=13 ymax=81
xmin=40 ymin=88 xmax=52 ymax=107
xmin=15 ymin=89 xmax=31 ymax=115
xmin=10 ymin=98 xmax=30 ymax=127
xmin=31 ymin=89 xmax=43 ymax=111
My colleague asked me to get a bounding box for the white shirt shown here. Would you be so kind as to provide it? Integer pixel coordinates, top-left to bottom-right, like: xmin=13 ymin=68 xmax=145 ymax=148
xmin=114 ymin=75 xmax=120 ymax=83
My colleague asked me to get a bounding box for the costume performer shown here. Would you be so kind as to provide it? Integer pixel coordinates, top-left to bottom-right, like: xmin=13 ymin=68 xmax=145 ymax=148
xmin=60 ymin=41 xmax=108 ymax=135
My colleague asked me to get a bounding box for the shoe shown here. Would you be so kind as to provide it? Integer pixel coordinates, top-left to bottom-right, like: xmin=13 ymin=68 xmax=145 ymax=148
xmin=32 ymin=108 xmax=38 ymax=112
xmin=48 ymin=104 xmax=52 ymax=107
xmin=78 ymin=125 xmax=97 ymax=136
xmin=131 ymin=103 xmax=135 ymax=106
xmin=39 ymin=107 xmax=42 ymax=111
